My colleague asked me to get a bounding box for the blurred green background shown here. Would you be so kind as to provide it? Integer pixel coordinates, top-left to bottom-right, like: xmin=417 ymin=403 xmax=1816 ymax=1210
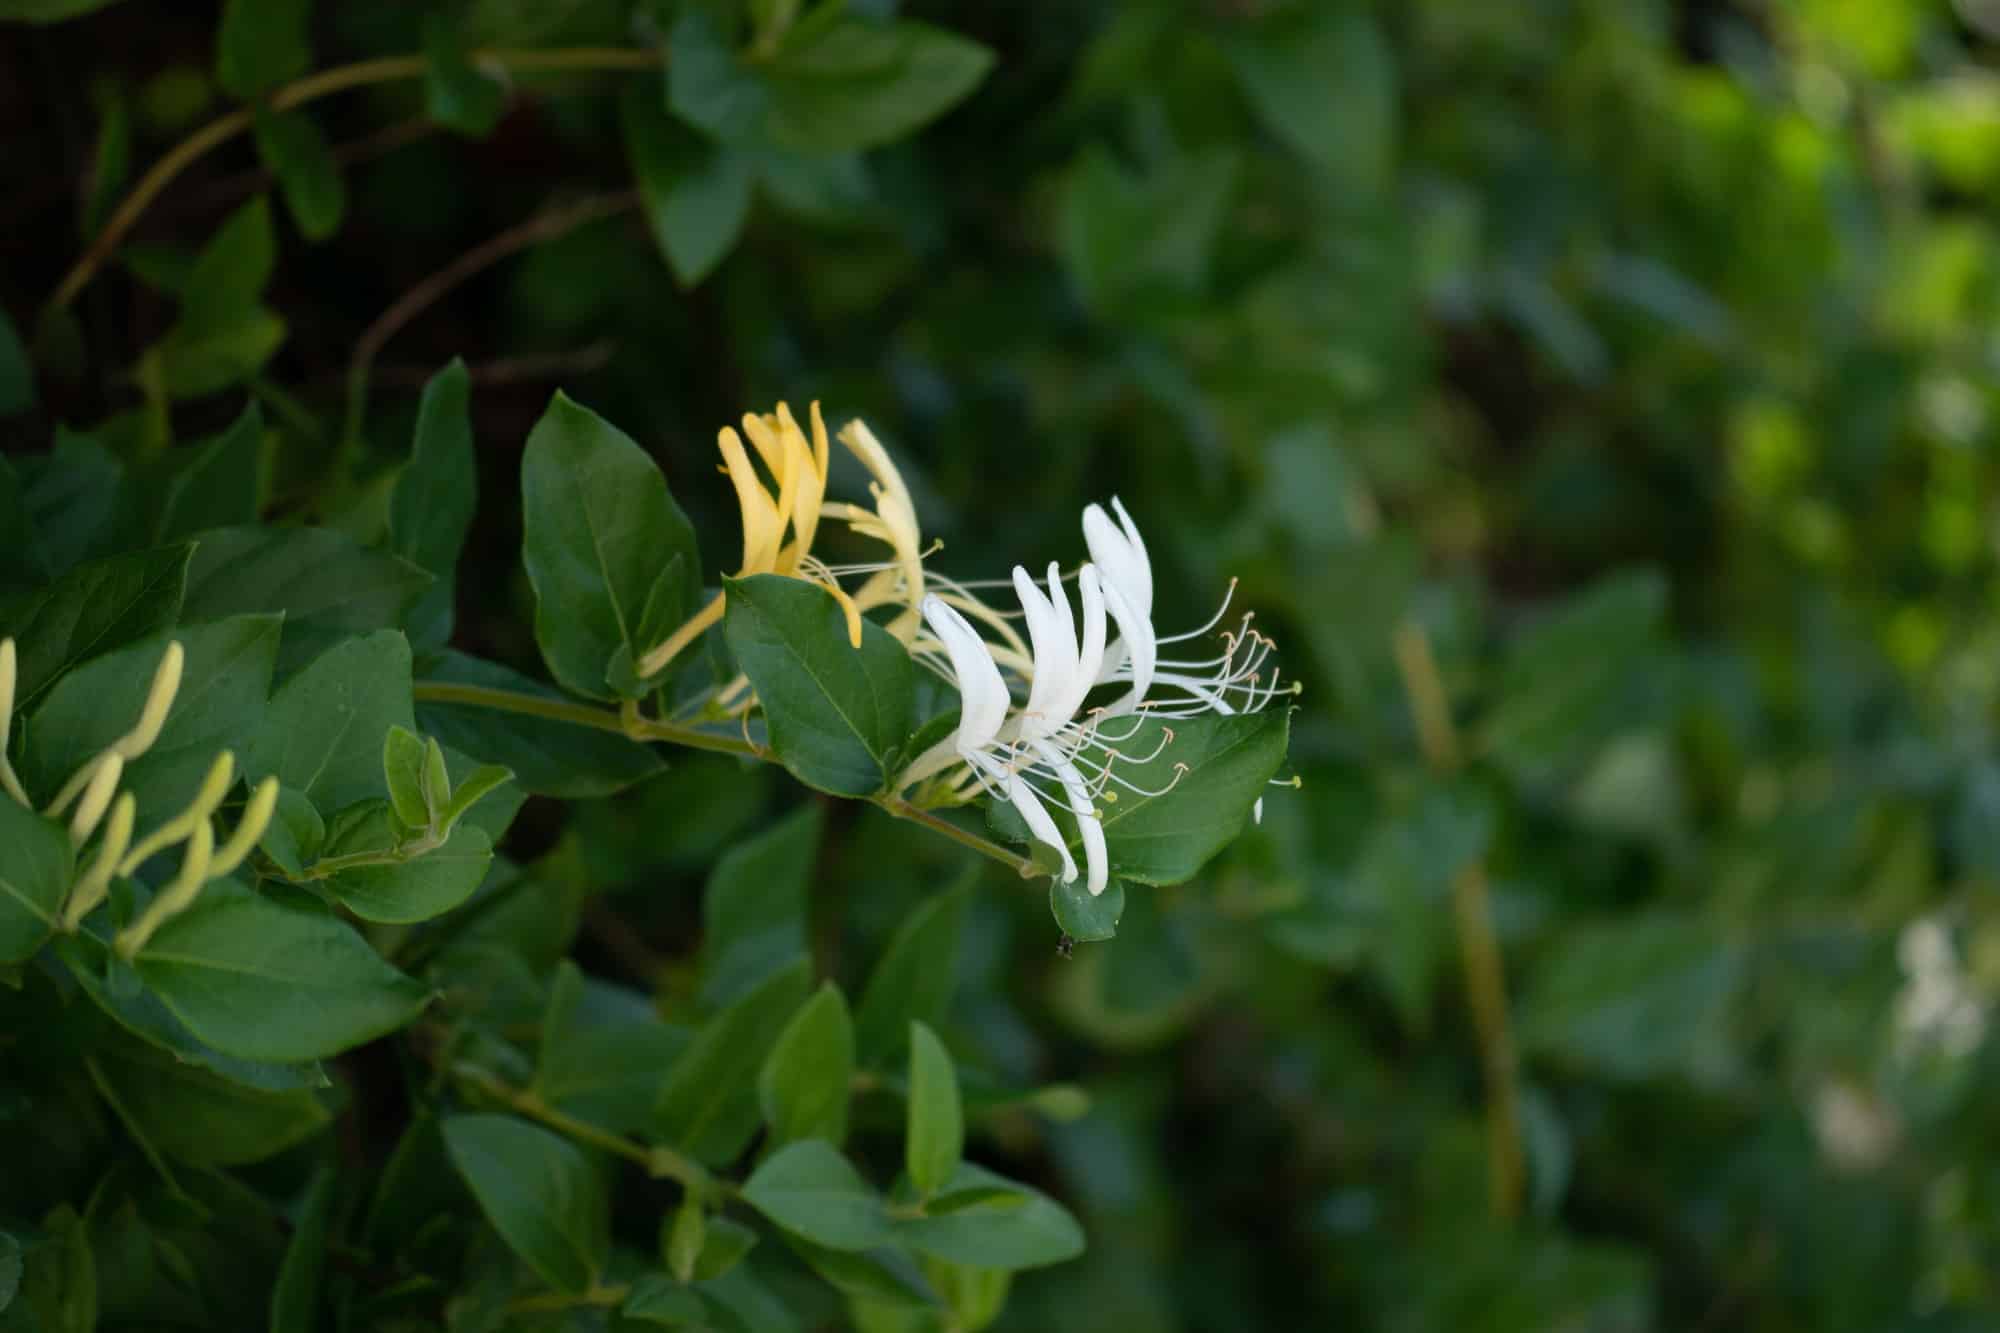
xmin=8 ymin=0 xmax=2000 ymax=1328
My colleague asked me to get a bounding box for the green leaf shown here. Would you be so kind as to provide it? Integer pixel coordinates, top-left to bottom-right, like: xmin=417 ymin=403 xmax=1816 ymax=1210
xmin=671 ymin=10 xmax=994 ymax=155
xmin=260 ymin=786 xmax=324 ymax=878
xmin=1226 ymin=6 xmax=1395 ymax=194
xmin=20 ymin=615 xmax=280 ymax=831
xmin=905 ymin=1021 xmax=962 ymax=1197
xmin=7 ymin=1205 xmax=93 ymax=1333
xmin=56 ymin=933 xmax=324 ymax=1090
xmin=534 ymin=963 xmax=690 ymax=1135
xmin=382 ymin=725 xmax=429 ymax=828
xmin=701 ymin=804 xmax=818 ymax=1007
xmin=414 ymin=651 xmax=665 ymax=797
xmin=253 ymin=107 xmax=345 ymax=241
xmin=87 ymin=1033 xmax=329 ymax=1166
xmin=654 ymin=957 xmax=811 ymax=1165
xmin=422 ymin=14 xmax=505 ymax=134
xmin=0 ymin=457 xmax=49 ymax=592
xmin=741 ymin=1140 xmax=890 ymax=1251
xmin=519 ymin=390 xmax=701 ymax=700
xmin=388 ymin=358 xmax=477 ymax=651
xmin=246 ymin=630 xmax=415 ymax=818
xmin=1049 ymin=877 xmax=1124 ymax=943
xmin=145 ymin=196 xmax=284 ymax=398
xmin=216 ymin=0 xmax=311 ymax=98
xmin=135 ymin=877 xmax=430 ymax=1061
xmin=1517 ymin=912 xmax=1743 ymax=1085
xmin=269 ymin=1166 xmax=335 ymax=1333
xmin=759 ymin=981 xmax=854 ymax=1148
xmin=1058 ymin=147 xmax=1240 ymax=319
xmin=0 ymin=303 xmax=32 ymax=416
xmin=891 ymin=1164 xmax=1084 ymax=1270
xmin=181 ymin=526 xmax=432 ymax=680
xmin=326 ymin=823 xmax=493 ymax=924
xmin=622 ymin=1274 xmax=710 ymax=1326
xmin=722 ymin=574 xmax=915 ymax=797
xmin=989 ymin=712 xmax=1290 ymax=887
xmin=152 ymin=401 xmax=263 ymax=541
xmin=438 ymin=763 xmax=511 ymax=836
xmin=624 ymin=85 xmax=754 ymax=287
xmin=1484 ymin=570 xmax=1669 ymax=785
xmin=853 ymin=880 xmax=968 ymax=1068
xmin=689 ymin=1218 xmax=757 ymax=1282
xmin=665 ymin=1193 xmax=705 ymax=1282
xmin=0 ymin=542 xmax=192 ymax=710
xmin=442 ymin=1113 xmax=609 ymax=1295
xmin=0 ymin=800 xmax=71 ymax=964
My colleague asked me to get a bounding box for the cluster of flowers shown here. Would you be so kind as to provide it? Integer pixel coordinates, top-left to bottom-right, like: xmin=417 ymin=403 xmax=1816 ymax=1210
xmin=636 ymin=403 xmax=1295 ymax=899
xmin=0 ymin=636 xmax=276 ymax=956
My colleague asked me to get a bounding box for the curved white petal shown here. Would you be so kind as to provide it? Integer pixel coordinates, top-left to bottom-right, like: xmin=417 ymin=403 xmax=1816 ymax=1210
xmin=1014 ymin=564 xmax=1078 ymax=740
xmin=968 ymin=750 xmax=1077 ymax=884
xmin=1109 ymin=497 xmax=1152 ymax=616
xmin=1034 ymin=741 xmax=1108 ymax=897
xmin=1054 ymin=565 xmax=1107 ymax=726
xmin=1098 ymin=580 xmax=1155 ymax=716
xmin=921 ymin=595 xmax=1010 ymax=751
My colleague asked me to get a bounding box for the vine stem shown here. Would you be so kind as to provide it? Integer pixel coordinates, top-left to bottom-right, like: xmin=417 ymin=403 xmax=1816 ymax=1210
xmin=451 ymin=1063 xmax=710 ymax=1194
xmin=409 ymin=680 xmax=1038 ymax=876
xmin=1391 ymin=619 xmax=1525 ymax=1223
xmin=48 ymin=46 xmax=664 ymax=312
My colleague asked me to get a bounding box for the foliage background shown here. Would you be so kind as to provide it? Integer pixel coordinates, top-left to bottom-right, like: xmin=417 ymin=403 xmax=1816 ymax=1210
xmin=6 ymin=0 xmax=2000 ymax=1329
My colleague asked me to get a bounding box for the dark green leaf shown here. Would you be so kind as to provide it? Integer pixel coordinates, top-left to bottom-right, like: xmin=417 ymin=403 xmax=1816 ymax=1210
xmin=253 ymin=107 xmax=345 ymax=241
xmin=669 ymin=11 xmax=991 ymax=153
xmin=0 ymin=542 xmax=191 ymax=710
xmin=89 ymin=1034 xmax=328 ymax=1166
xmin=1226 ymin=7 xmax=1395 ymax=194
xmin=722 ymin=574 xmax=914 ymax=797
xmin=988 ymin=712 xmax=1290 ymax=886
xmin=216 ymin=0 xmax=311 ymax=98
xmin=269 ymin=1166 xmax=335 ymax=1333
xmin=519 ymin=391 xmax=701 ymax=700
xmin=17 ymin=431 xmax=122 ymax=575
xmin=622 ymin=1275 xmax=710 ymax=1327
xmin=905 ymin=1021 xmax=962 ymax=1197
xmin=260 ymin=786 xmax=324 ymax=878
xmin=624 ymin=85 xmax=753 ymax=286
xmin=1517 ymin=912 xmax=1743 ymax=1085
xmin=135 ymin=877 xmax=430 ymax=1060
xmin=1059 ymin=147 xmax=1240 ymax=319
xmin=759 ymin=981 xmax=853 ymax=1148
xmin=388 ymin=358 xmax=476 ymax=651
xmin=0 ymin=0 xmax=128 ymax=23
xmin=689 ymin=1218 xmax=757 ymax=1282
xmin=891 ymin=1164 xmax=1084 ymax=1270
xmin=0 ymin=457 xmax=49 ymax=593
xmin=1049 ymin=877 xmax=1123 ymax=943
xmin=181 ymin=526 xmax=431 ymax=680
xmin=534 ymin=963 xmax=690 ymax=1135
xmin=20 ymin=615 xmax=280 ymax=831
xmin=152 ymin=401 xmax=263 ymax=541
xmin=741 ymin=1140 xmax=890 ymax=1251
xmin=422 ymin=14 xmax=506 ymax=135
xmin=438 ymin=762 xmax=512 ymax=836
xmin=414 ymin=650 xmax=665 ymax=797
xmin=853 ymin=880 xmax=967 ymax=1067
xmin=654 ymin=957 xmax=810 ymax=1165
xmin=246 ymin=630 xmax=415 ymax=817
xmin=326 ymin=823 xmax=493 ymax=924
xmin=700 ymin=804 xmax=818 ymax=1007
xmin=442 ymin=1113 xmax=609 ymax=1295
xmin=0 ymin=800 xmax=71 ymax=963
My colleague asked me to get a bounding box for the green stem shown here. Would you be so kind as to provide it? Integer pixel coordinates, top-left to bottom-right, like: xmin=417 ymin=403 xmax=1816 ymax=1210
xmin=507 ymin=1284 xmax=631 ymax=1315
xmin=50 ymin=46 xmax=664 ymax=311
xmin=410 ymin=682 xmax=1039 ymax=875
xmin=451 ymin=1063 xmax=710 ymax=1193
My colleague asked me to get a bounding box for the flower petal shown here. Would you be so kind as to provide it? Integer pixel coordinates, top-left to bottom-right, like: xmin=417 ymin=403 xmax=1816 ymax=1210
xmin=922 ymin=595 xmax=1009 ymax=751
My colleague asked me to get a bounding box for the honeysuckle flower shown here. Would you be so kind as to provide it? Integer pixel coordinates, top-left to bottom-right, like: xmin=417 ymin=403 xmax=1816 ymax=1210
xmin=918 ymin=580 xmax=1111 ymax=896
xmin=636 ymin=402 xmax=862 ymax=679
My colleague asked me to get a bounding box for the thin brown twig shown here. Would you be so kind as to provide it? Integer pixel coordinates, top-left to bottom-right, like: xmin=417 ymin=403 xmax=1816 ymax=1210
xmin=1391 ymin=618 xmax=1525 ymax=1223
xmin=48 ymin=46 xmax=663 ymax=312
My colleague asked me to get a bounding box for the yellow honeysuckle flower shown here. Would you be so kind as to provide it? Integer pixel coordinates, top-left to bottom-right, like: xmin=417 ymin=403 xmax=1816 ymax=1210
xmin=637 ymin=401 xmax=862 ymax=680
